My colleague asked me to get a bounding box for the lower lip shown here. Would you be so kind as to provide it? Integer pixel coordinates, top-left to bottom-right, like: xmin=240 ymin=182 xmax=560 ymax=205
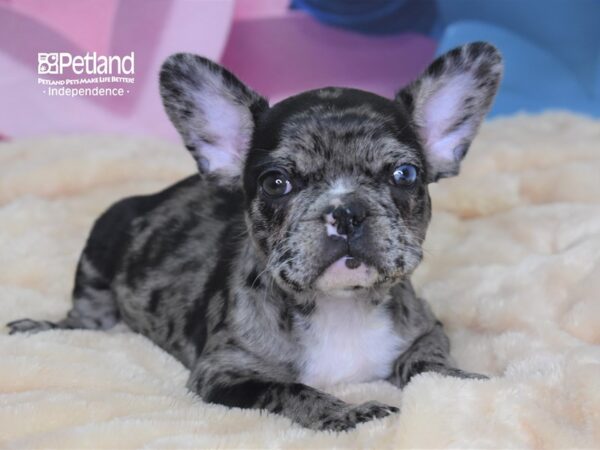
xmin=315 ymin=256 xmax=377 ymax=291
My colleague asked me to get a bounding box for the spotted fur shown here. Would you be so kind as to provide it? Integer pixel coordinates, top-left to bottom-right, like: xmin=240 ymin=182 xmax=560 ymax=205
xmin=8 ymin=43 xmax=502 ymax=432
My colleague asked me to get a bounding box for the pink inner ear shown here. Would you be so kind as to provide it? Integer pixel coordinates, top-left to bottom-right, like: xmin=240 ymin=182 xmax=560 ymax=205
xmin=191 ymin=90 xmax=253 ymax=175
xmin=422 ymin=73 xmax=474 ymax=163
xmin=429 ymin=124 xmax=473 ymax=165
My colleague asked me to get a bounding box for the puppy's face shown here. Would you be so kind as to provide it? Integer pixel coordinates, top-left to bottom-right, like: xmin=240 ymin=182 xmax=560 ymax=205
xmin=160 ymin=43 xmax=503 ymax=294
xmin=243 ymin=89 xmax=430 ymax=293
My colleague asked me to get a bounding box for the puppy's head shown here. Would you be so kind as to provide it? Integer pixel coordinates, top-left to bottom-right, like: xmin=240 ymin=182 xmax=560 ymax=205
xmin=160 ymin=43 xmax=503 ymax=295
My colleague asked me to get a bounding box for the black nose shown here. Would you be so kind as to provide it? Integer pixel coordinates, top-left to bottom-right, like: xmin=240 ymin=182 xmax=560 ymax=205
xmin=331 ymin=202 xmax=367 ymax=236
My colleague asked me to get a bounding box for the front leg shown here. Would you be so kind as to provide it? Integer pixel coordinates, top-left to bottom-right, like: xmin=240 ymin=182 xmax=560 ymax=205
xmin=189 ymin=349 xmax=398 ymax=431
xmin=388 ymin=321 xmax=488 ymax=389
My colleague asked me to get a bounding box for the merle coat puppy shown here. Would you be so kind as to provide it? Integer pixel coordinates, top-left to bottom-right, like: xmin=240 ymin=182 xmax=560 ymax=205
xmin=8 ymin=42 xmax=503 ymax=431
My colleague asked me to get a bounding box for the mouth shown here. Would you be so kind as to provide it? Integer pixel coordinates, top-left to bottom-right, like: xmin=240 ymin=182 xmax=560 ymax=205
xmin=314 ymin=256 xmax=378 ymax=291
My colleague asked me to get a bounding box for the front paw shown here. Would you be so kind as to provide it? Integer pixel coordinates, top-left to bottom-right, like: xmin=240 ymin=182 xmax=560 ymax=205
xmin=409 ymin=361 xmax=489 ymax=383
xmin=316 ymin=401 xmax=399 ymax=432
xmin=435 ymin=366 xmax=489 ymax=381
xmin=6 ymin=318 xmax=55 ymax=335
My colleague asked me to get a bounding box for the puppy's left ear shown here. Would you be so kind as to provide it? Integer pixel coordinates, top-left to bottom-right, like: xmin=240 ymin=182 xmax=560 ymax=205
xmin=160 ymin=53 xmax=268 ymax=178
xmin=397 ymin=42 xmax=503 ymax=182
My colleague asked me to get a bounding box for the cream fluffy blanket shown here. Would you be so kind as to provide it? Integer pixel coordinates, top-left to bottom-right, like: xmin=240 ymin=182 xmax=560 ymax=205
xmin=1 ymin=113 xmax=599 ymax=449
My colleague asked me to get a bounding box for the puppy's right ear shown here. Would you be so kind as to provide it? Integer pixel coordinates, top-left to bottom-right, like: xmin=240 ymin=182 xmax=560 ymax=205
xmin=160 ymin=53 xmax=268 ymax=178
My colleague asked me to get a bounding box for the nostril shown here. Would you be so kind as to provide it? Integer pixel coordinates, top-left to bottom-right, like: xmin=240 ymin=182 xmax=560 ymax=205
xmin=350 ymin=207 xmax=366 ymax=226
xmin=331 ymin=207 xmax=343 ymax=222
xmin=337 ymin=221 xmax=350 ymax=236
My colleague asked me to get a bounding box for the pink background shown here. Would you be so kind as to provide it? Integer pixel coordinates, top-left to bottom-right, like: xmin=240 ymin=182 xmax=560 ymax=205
xmin=0 ymin=0 xmax=435 ymax=141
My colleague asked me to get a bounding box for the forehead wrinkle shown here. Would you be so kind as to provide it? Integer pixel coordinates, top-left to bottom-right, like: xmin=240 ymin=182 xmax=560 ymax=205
xmin=282 ymin=101 xmax=393 ymax=131
xmin=262 ymin=101 xmax=423 ymax=178
xmin=286 ymin=108 xmax=393 ymax=142
xmin=372 ymin=138 xmax=423 ymax=167
xmin=277 ymin=119 xmax=389 ymax=164
xmin=270 ymin=136 xmax=421 ymax=180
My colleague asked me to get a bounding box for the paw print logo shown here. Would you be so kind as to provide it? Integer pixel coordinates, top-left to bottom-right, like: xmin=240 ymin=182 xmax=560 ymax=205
xmin=38 ymin=53 xmax=59 ymax=74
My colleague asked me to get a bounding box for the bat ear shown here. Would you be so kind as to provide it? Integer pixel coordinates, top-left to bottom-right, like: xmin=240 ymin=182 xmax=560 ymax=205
xmin=397 ymin=42 xmax=503 ymax=182
xmin=160 ymin=53 xmax=268 ymax=179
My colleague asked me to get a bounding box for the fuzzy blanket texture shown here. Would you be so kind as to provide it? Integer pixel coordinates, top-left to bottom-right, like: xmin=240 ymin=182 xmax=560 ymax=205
xmin=1 ymin=113 xmax=599 ymax=449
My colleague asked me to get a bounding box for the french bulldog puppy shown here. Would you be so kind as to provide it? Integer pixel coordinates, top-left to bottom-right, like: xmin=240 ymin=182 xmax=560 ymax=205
xmin=8 ymin=42 xmax=502 ymax=431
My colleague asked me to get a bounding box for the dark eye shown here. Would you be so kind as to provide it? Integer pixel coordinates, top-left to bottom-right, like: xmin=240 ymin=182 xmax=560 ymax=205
xmin=259 ymin=171 xmax=293 ymax=197
xmin=391 ymin=164 xmax=418 ymax=186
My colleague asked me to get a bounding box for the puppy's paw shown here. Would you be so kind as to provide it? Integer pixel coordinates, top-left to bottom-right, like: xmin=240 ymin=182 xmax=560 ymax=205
xmin=423 ymin=363 xmax=489 ymax=381
xmin=6 ymin=318 xmax=56 ymax=335
xmin=317 ymin=401 xmax=399 ymax=432
xmin=441 ymin=367 xmax=489 ymax=381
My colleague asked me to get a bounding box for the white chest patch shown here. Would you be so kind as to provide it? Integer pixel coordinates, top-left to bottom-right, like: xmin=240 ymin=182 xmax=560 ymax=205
xmin=298 ymin=293 xmax=406 ymax=389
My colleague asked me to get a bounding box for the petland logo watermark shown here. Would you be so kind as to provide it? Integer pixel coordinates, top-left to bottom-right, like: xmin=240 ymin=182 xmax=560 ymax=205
xmin=37 ymin=52 xmax=135 ymax=97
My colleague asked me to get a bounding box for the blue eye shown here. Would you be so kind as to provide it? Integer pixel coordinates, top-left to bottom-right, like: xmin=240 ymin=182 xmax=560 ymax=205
xmin=392 ymin=164 xmax=418 ymax=186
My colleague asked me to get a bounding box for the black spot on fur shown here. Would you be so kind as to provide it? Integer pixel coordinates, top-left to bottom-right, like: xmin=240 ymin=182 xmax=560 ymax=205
xmin=296 ymin=301 xmax=315 ymax=316
xmin=117 ymin=176 xmax=201 ymax=287
xmin=166 ymin=319 xmax=175 ymax=340
xmin=245 ymin=268 xmax=262 ymax=289
xmin=212 ymin=293 xmax=231 ymax=333
xmin=142 ymin=213 xmax=199 ymax=267
xmin=184 ymin=222 xmax=242 ymax=355
xmin=401 ymin=303 xmax=410 ymax=318
xmin=277 ymin=248 xmax=294 ymax=266
xmin=445 ymin=114 xmax=473 ymax=137
xmin=426 ymin=54 xmax=447 ymax=79
xmin=213 ymin=189 xmax=244 ymax=221
xmin=279 ymin=269 xmax=302 ymax=292
xmin=467 ymin=42 xmax=487 ymax=59
xmin=278 ymin=307 xmax=293 ymax=332
xmin=147 ymin=289 xmax=163 ymax=313
xmin=177 ymin=258 xmax=204 ymax=274
xmin=205 ymin=379 xmax=277 ymax=409
xmin=287 ymin=383 xmax=305 ymax=396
